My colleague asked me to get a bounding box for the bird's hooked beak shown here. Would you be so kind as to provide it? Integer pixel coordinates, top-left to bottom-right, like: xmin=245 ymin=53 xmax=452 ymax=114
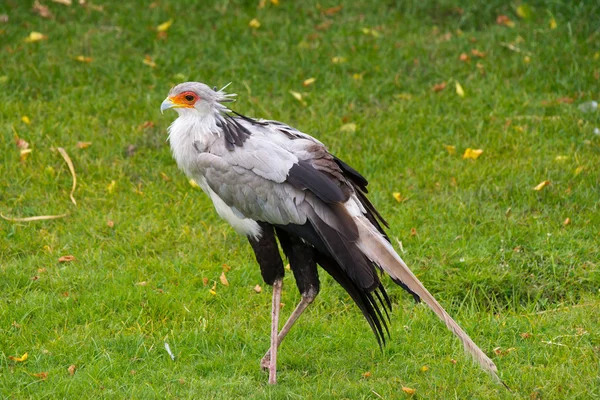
xmin=160 ymin=97 xmax=176 ymax=114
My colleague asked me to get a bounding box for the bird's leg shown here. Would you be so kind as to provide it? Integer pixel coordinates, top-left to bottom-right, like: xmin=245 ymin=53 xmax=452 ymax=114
xmin=268 ymin=278 xmax=283 ymax=384
xmin=247 ymin=223 xmax=285 ymax=384
xmin=261 ymin=288 xmax=317 ymax=369
xmin=261 ymin=228 xmax=320 ymax=368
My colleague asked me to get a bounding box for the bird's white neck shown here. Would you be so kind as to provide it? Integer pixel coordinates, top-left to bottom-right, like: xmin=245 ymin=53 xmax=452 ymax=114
xmin=167 ymin=112 xmax=220 ymax=177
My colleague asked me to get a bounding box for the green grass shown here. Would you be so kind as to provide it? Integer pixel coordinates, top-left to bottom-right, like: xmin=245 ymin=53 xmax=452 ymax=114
xmin=1 ymin=0 xmax=599 ymax=398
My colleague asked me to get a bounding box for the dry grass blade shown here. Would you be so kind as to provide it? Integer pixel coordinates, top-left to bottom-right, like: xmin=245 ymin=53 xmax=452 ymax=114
xmin=1 ymin=213 xmax=69 ymax=222
xmin=57 ymin=147 xmax=77 ymax=205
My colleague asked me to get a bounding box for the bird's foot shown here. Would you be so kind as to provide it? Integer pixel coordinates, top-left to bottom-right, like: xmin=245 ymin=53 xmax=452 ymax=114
xmin=260 ymin=350 xmax=271 ymax=371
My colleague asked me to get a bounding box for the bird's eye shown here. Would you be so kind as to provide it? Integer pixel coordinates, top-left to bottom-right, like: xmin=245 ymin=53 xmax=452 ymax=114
xmin=184 ymin=94 xmax=195 ymax=102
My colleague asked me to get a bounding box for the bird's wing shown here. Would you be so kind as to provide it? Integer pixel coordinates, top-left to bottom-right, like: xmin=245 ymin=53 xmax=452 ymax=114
xmin=194 ymin=120 xmax=382 ymax=291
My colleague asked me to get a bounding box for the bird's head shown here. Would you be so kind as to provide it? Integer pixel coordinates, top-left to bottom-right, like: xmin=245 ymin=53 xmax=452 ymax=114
xmin=160 ymin=81 xmax=235 ymax=117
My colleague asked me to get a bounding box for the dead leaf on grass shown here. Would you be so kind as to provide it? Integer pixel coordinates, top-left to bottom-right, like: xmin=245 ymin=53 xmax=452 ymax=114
xmin=462 ymin=148 xmax=483 ymax=159
xmin=1 ymin=213 xmax=68 ymax=222
xmin=455 ymin=81 xmax=465 ymax=97
xmin=340 ymin=123 xmax=356 ymax=133
xmin=471 ymin=49 xmax=485 ymax=58
xmin=58 ymin=255 xmax=76 ymax=262
xmin=533 ymin=180 xmax=550 ymax=191
xmin=402 ymin=386 xmax=416 ymax=395
xmin=303 ymin=77 xmax=316 ymax=87
xmin=74 ymin=55 xmax=93 ymax=63
xmin=57 ymin=147 xmax=77 ymax=205
xmin=32 ymin=372 xmax=48 ymax=380
xmin=76 ymin=141 xmax=92 ymax=149
xmin=322 ymin=5 xmax=342 ymax=16
xmin=496 ymin=15 xmax=515 ymax=27
xmin=68 ymin=364 xmax=76 ymax=375
xmin=157 ymin=19 xmax=173 ymax=32
xmin=9 ymin=353 xmax=28 ymax=362
xmin=219 ymin=272 xmax=229 ymax=286
xmin=444 ymin=144 xmax=456 ymax=155
xmin=24 ymin=32 xmax=47 ymax=43
xmin=249 ymin=18 xmax=260 ymax=29
xmin=432 ymin=82 xmax=446 ymax=92
xmin=253 ymin=284 xmax=262 ymax=293
xmin=143 ymin=55 xmax=156 ymax=68
xmin=52 ymin=0 xmax=72 ymax=5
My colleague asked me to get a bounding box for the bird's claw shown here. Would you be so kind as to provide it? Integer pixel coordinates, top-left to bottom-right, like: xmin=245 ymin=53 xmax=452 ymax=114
xmin=260 ymin=351 xmax=271 ymax=371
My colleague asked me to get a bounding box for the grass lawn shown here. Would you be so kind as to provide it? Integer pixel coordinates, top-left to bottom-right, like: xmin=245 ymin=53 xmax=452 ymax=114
xmin=1 ymin=0 xmax=599 ymax=398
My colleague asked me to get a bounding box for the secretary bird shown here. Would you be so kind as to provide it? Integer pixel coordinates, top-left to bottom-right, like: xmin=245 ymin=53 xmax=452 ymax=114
xmin=160 ymin=82 xmax=502 ymax=385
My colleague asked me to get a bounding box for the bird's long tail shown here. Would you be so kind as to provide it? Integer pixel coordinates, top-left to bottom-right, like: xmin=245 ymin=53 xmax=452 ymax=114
xmin=354 ymin=215 xmax=501 ymax=382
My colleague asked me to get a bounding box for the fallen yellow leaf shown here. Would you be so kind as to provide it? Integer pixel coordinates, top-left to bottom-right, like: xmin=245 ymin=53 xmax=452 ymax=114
xmin=68 ymin=364 xmax=76 ymax=376
xmin=22 ymin=116 xmax=31 ymax=125
xmin=549 ymin=17 xmax=557 ymax=29
xmin=420 ymin=365 xmax=429 ymax=372
xmin=107 ymin=180 xmax=117 ymax=193
xmin=455 ymin=81 xmax=465 ymax=97
xmin=362 ymin=371 xmax=372 ymax=378
xmin=289 ymin=90 xmax=303 ymax=101
xmin=76 ymin=141 xmax=92 ymax=149
xmin=392 ymin=192 xmax=403 ymax=202
xmin=402 ymin=386 xmax=416 ymax=395
xmin=331 ymin=56 xmax=347 ymax=64
xmin=219 ymin=272 xmax=229 ymax=286
xmin=9 ymin=353 xmax=28 ymax=362
xmin=74 ymin=55 xmax=93 ymax=63
xmin=249 ymin=18 xmax=260 ymax=29
xmin=189 ymin=179 xmax=200 ymax=188
xmin=58 ymin=255 xmax=76 ymax=263
xmin=253 ymin=284 xmax=262 ymax=293
xmin=574 ymin=166 xmax=585 ymax=175
xmin=135 ymin=281 xmax=148 ymax=286
xmin=143 ymin=55 xmax=156 ymax=68
xmin=444 ymin=144 xmax=456 ymax=155
xmin=157 ymin=19 xmax=173 ymax=32
xmin=340 ymin=123 xmax=356 ymax=133
xmin=563 ymin=217 xmax=571 ymax=226
xmin=462 ymin=148 xmax=483 ymax=159
xmin=270 ymin=0 xmax=279 ymax=5
xmin=209 ymin=281 xmax=217 ymax=295
xmin=20 ymin=148 xmax=33 ymax=162
xmin=533 ymin=180 xmax=550 ymax=191
xmin=303 ymin=77 xmax=316 ymax=87
xmin=52 ymin=0 xmax=72 ymax=5
xmin=516 ymin=4 xmax=531 ymax=19
xmin=24 ymin=31 xmax=47 ymax=43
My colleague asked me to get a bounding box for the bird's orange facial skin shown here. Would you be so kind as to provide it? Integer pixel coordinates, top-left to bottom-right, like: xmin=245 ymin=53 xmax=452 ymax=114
xmin=170 ymin=91 xmax=199 ymax=108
